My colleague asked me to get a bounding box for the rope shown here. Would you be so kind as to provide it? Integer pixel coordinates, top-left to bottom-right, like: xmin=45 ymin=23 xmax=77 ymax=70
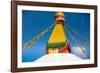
xmin=22 ymin=23 xmax=55 ymax=50
xmin=64 ymin=26 xmax=86 ymax=56
xmin=65 ymin=24 xmax=90 ymax=46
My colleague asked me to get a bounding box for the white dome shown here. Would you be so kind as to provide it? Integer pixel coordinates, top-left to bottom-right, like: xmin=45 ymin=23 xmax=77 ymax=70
xmin=35 ymin=53 xmax=82 ymax=62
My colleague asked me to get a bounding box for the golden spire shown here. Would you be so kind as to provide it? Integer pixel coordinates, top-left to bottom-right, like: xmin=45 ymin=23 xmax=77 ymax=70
xmin=47 ymin=12 xmax=67 ymax=47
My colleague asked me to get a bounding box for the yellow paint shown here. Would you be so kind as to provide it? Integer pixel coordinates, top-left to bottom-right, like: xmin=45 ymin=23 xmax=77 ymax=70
xmin=48 ymin=24 xmax=67 ymax=44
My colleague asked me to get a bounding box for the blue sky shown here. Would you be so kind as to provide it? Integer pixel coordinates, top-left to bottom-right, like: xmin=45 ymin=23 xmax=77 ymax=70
xmin=22 ymin=10 xmax=90 ymax=62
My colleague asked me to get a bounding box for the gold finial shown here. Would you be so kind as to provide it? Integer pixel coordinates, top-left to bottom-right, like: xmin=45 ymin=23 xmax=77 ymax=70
xmin=55 ymin=12 xmax=64 ymax=17
xmin=55 ymin=12 xmax=65 ymax=22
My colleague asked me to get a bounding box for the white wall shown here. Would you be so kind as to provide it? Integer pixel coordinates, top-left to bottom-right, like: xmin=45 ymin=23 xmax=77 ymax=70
xmin=0 ymin=0 xmax=99 ymax=73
